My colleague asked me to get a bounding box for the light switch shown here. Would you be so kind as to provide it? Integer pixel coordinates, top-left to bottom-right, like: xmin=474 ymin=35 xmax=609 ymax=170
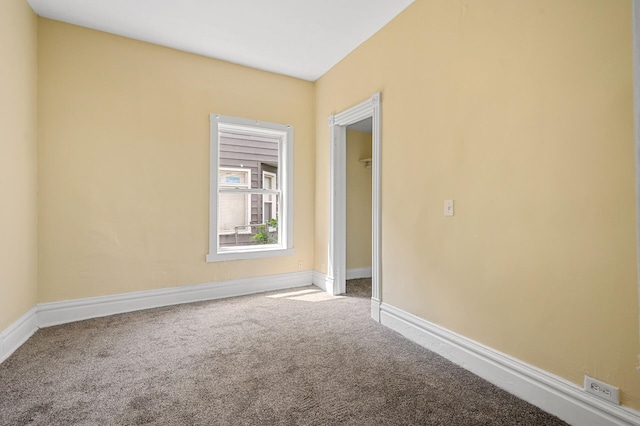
xmin=444 ymin=200 xmax=454 ymax=217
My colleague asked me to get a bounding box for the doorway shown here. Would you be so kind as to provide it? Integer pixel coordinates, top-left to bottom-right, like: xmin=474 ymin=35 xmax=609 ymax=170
xmin=327 ymin=92 xmax=382 ymax=321
xmin=346 ymin=119 xmax=372 ymax=283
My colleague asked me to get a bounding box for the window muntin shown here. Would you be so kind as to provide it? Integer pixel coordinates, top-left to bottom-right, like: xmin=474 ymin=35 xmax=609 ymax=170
xmin=207 ymin=114 xmax=293 ymax=262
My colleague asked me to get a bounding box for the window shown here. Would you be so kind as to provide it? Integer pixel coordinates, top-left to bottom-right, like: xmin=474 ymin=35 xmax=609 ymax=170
xmin=207 ymin=114 xmax=293 ymax=262
xmin=262 ymin=171 xmax=277 ymax=227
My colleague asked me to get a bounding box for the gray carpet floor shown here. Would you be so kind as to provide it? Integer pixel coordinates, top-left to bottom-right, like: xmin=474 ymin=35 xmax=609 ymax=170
xmin=0 ymin=279 xmax=568 ymax=425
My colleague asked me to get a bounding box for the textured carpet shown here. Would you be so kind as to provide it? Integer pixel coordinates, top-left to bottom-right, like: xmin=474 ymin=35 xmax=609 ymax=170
xmin=0 ymin=279 xmax=567 ymax=425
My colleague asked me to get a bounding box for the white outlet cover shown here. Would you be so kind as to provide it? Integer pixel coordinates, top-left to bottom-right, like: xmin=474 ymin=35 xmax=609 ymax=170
xmin=584 ymin=375 xmax=620 ymax=405
xmin=444 ymin=200 xmax=454 ymax=217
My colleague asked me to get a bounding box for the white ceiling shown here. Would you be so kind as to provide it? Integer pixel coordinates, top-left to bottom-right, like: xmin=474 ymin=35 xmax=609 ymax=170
xmin=27 ymin=0 xmax=414 ymax=81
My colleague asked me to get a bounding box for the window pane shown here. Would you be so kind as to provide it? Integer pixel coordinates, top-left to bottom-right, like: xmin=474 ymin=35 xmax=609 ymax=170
xmin=219 ymin=133 xmax=279 ymax=192
xmin=218 ymin=193 xmax=280 ymax=248
xmin=219 ymin=169 xmax=249 ymax=187
xmin=219 ymin=192 xmax=249 ymax=236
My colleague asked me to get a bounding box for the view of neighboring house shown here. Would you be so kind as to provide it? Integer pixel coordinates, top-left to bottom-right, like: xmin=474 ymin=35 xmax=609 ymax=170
xmin=219 ymin=133 xmax=279 ymax=247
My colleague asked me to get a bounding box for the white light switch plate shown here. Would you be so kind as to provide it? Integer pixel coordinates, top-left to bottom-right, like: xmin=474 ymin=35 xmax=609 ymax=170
xmin=444 ymin=200 xmax=454 ymax=217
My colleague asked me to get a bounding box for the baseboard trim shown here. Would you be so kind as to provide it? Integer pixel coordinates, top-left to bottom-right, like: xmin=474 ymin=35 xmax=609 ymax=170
xmin=37 ymin=270 xmax=313 ymax=328
xmin=312 ymin=270 xmax=331 ymax=293
xmin=0 ymin=307 xmax=38 ymax=364
xmin=313 ymin=269 xmax=372 ymax=294
xmin=346 ymin=267 xmax=372 ymax=280
xmin=380 ymin=303 xmax=640 ymax=426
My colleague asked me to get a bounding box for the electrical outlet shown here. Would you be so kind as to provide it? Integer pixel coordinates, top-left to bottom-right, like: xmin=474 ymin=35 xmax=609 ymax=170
xmin=298 ymin=260 xmax=303 ymax=270
xmin=584 ymin=376 xmax=620 ymax=405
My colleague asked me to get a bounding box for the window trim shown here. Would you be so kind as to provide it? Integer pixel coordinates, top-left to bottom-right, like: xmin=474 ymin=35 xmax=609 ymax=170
xmin=207 ymin=114 xmax=294 ymax=262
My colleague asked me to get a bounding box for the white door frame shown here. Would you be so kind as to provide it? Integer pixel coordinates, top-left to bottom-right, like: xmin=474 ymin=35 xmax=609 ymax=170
xmin=328 ymin=92 xmax=382 ymax=321
xmin=633 ymin=0 xmax=640 ymax=357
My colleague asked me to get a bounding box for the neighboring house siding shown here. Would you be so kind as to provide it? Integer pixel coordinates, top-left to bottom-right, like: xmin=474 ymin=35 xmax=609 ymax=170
xmin=219 ymin=133 xmax=278 ymax=225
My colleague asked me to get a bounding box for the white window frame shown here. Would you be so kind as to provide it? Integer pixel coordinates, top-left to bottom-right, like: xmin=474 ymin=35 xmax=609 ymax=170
xmin=207 ymin=114 xmax=294 ymax=262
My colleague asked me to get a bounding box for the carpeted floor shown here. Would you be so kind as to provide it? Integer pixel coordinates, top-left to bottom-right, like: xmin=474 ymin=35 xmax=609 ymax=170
xmin=0 ymin=279 xmax=568 ymax=425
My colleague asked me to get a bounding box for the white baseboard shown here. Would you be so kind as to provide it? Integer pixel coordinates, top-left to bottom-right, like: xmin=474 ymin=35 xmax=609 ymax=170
xmin=312 ymin=270 xmax=332 ymax=293
xmin=314 ymin=269 xmax=371 ymax=294
xmin=37 ymin=270 xmax=313 ymax=328
xmin=0 ymin=307 xmax=38 ymax=364
xmin=380 ymin=303 xmax=640 ymax=426
xmin=346 ymin=267 xmax=372 ymax=280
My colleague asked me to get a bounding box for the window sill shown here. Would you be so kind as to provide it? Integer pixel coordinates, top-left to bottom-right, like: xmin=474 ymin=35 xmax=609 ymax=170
xmin=206 ymin=247 xmax=294 ymax=262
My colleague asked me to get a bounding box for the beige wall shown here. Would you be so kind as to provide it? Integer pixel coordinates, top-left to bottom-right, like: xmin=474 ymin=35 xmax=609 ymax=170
xmin=346 ymin=130 xmax=372 ymax=270
xmin=0 ymin=0 xmax=38 ymax=330
xmin=315 ymin=0 xmax=640 ymax=410
xmin=37 ymin=19 xmax=315 ymax=303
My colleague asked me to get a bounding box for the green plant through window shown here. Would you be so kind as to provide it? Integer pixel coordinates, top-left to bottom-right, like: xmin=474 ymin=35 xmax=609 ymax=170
xmin=252 ymin=218 xmax=278 ymax=244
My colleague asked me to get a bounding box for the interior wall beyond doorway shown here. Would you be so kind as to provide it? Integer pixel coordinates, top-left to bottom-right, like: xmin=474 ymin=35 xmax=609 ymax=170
xmin=346 ymin=130 xmax=373 ymax=271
